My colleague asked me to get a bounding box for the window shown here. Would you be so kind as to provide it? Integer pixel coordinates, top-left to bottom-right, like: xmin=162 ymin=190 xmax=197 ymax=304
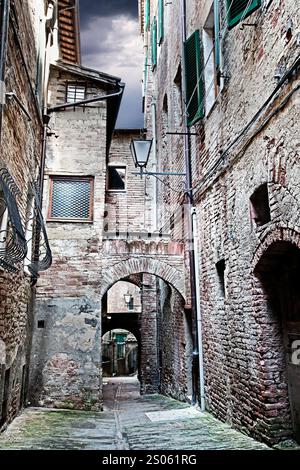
xmin=184 ymin=30 xmax=204 ymax=126
xmin=250 ymin=183 xmax=271 ymax=227
xmin=0 ymin=188 xmax=8 ymax=251
xmin=151 ymin=17 xmax=157 ymax=70
xmin=158 ymin=0 xmax=164 ymax=45
xmin=107 ymin=167 xmax=126 ymax=191
xmin=173 ymin=65 xmax=183 ymax=128
xmin=203 ymin=7 xmax=218 ymax=115
xmin=49 ymin=177 xmax=93 ymax=221
xmin=128 ymin=298 xmax=134 ymax=311
xmin=216 ymin=259 xmax=226 ymax=298
xmin=66 ymin=83 xmax=86 ymax=103
xmin=227 ymin=0 xmax=261 ymax=30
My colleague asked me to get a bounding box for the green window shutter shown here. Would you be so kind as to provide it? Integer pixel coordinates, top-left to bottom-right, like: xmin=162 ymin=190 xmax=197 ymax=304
xmin=184 ymin=30 xmax=204 ymax=127
xmin=144 ymin=55 xmax=148 ymax=93
xmin=145 ymin=0 xmax=150 ymax=31
xmin=214 ymin=0 xmax=221 ymax=85
xmin=158 ymin=0 xmax=164 ymax=44
xmin=227 ymin=0 xmax=261 ymax=30
xmin=151 ymin=17 xmax=157 ymax=70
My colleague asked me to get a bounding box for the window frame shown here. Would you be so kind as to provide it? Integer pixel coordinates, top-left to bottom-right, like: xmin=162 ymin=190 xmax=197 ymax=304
xmin=107 ymin=165 xmax=127 ymax=192
xmin=65 ymin=81 xmax=87 ymax=104
xmin=47 ymin=175 xmax=94 ymax=223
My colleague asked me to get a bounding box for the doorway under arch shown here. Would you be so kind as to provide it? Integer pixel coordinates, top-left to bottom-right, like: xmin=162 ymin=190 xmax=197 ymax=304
xmin=254 ymin=240 xmax=300 ymax=443
xmin=101 ymin=272 xmax=193 ymax=405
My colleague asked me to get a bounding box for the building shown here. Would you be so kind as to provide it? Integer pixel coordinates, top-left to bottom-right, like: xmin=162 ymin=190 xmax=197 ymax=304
xmin=0 ymin=0 xmax=53 ymax=429
xmin=140 ymin=0 xmax=300 ymax=445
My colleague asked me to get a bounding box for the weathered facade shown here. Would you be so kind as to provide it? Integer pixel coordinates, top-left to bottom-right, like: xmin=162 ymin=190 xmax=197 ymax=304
xmin=140 ymin=0 xmax=300 ymax=445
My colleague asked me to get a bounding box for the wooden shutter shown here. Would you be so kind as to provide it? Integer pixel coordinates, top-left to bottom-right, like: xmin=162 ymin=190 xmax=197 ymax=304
xmin=184 ymin=30 xmax=204 ymax=127
xmin=145 ymin=0 xmax=150 ymax=31
xmin=158 ymin=0 xmax=164 ymax=44
xmin=227 ymin=0 xmax=261 ymax=29
xmin=151 ymin=17 xmax=157 ymax=70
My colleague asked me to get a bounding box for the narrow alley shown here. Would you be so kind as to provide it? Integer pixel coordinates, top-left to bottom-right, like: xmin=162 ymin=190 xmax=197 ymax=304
xmin=0 ymin=0 xmax=299 ymax=455
xmin=0 ymin=377 xmax=268 ymax=450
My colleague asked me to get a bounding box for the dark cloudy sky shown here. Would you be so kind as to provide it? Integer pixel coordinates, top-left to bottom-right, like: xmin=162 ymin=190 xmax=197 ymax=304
xmin=79 ymin=0 xmax=144 ymax=129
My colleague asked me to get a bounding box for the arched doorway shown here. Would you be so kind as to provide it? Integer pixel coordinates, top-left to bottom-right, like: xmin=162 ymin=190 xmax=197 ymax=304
xmin=254 ymin=240 xmax=300 ymax=443
xmin=101 ymin=271 xmax=193 ymax=405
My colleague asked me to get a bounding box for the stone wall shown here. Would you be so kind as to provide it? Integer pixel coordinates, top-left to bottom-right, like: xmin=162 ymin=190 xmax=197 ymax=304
xmin=29 ymin=65 xmax=108 ymax=410
xmin=141 ymin=0 xmax=300 ymax=444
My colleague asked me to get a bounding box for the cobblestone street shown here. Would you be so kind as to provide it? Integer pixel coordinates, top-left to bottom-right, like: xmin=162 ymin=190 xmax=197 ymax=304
xmin=0 ymin=378 xmax=269 ymax=450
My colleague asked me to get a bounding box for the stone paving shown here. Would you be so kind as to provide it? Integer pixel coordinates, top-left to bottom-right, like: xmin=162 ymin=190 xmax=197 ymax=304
xmin=0 ymin=377 xmax=269 ymax=450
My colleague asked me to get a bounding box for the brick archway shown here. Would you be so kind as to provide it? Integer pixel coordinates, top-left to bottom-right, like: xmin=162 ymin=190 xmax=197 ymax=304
xmin=252 ymin=225 xmax=300 ymax=270
xmin=101 ymin=258 xmax=185 ymax=300
xmin=252 ymin=225 xmax=300 ymax=443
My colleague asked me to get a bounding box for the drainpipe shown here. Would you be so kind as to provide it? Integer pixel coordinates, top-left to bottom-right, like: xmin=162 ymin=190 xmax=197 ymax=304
xmin=191 ymin=207 xmax=205 ymax=411
xmin=47 ymin=85 xmax=124 ymax=113
xmin=151 ymin=100 xmax=158 ymax=229
xmin=0 ymin=0 xmax=10 ymax=143
xmin=180 ymin=0 xmax=205 ymax=411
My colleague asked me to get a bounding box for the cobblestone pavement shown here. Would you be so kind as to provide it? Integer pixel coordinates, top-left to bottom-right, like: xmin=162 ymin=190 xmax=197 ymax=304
xmin=0 ymin=377 xmax=269 ymax=450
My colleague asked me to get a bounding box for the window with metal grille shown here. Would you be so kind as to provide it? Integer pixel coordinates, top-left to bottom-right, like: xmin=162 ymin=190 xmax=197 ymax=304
xmin=66 ymin=83 xmax=86 ymax=103
xmin=107 ymin=167 xmax=126 ymax=191
xmin=227 ymin=0 xmax=261 ymax=30
xmin=49 ymin=177 xmax=93 ymax=221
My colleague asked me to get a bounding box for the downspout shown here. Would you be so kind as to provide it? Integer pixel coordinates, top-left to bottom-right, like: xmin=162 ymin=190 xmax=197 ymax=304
xmin=151 ymin=100 xmax=158 ymax=229
xmin=47 ymin=85 xmax=124 ymax=113
xmin=0 ymin=0 xmax=10 ymax=143
xmin=180 ymin=0 xmax=205 ymax=411
xmin=191 ymin=207 xmax=205 ymax=411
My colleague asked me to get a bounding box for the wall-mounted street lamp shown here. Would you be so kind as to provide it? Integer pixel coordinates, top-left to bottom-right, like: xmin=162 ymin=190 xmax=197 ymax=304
xmin=130 ymin=138 xmax=186 ymax=178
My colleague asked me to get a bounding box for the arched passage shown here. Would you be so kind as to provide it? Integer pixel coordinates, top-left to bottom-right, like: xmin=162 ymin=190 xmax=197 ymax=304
xmin=254 ymin=238 xmax=300 ymax=443
xmin=101 ymin=270 xmax=192 ymax=405
xmin=101 ymin=258 xmax=186 ymax=301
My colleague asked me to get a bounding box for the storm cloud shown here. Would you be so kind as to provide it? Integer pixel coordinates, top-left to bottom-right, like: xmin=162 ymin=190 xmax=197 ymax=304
xmin=79 ymin=0 xmax=143 ymax=128
xmin=79 ymin=0 xmax=137 ymax=26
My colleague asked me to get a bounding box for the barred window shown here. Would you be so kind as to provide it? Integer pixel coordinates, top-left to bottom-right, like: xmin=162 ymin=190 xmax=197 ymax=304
xmin=66 ymin=83 xmax=86 ymax=103
xmin=49 ymin=177 xmax=93 ymax=222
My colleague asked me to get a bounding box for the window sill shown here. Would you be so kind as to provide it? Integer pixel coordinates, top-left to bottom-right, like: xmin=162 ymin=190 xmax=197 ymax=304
xmin=47 ymin=218 xmax=94 ymax=224
xmin=106 ymin=190 xmax=127 ymax=193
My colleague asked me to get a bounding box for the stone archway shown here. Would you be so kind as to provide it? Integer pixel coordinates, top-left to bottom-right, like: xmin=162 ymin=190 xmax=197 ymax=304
xmin=253 ymin=228 xmax=300 ymax=443
xmin=101 ymin=258 xmax=186 ymax=301
xmin=101 ymin=260 xmax=189 ymax=401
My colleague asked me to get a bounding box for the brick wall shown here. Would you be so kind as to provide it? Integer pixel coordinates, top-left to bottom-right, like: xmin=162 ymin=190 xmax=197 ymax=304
xmin=0 ymin=0 xmax=45 ymax=429
xmin=141 ymin=0 xmax=300 ymax=444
